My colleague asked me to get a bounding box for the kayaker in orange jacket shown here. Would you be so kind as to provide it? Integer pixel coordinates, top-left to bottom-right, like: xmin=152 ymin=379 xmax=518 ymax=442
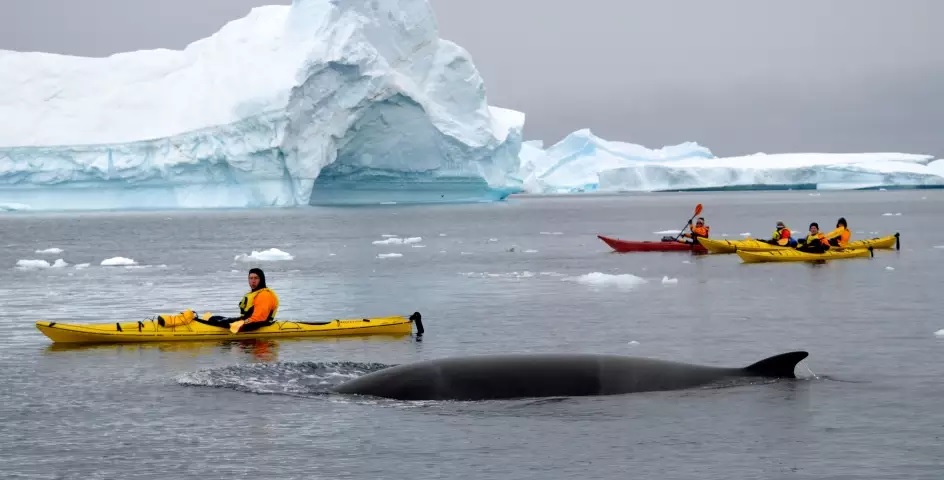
xmin=208 ymin=268 xmax=280 ymax=333
xmin=824 ymin=217 xmax=852 ymax=247
xmin=679 ymin=217 xmax=709 ymax=244
xmin=796 ymin=222 xmax=830 ymax=253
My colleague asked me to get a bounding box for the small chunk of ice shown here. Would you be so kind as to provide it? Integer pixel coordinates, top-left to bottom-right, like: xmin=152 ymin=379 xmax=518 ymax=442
xmin=373 ymin=236 xmax=422 ymax=245
xmin=234 ymin=248 xmax=293 ymax=262
xmin=101 ymin=257 xmax=137 ymax=266
xmin=15 ymin=259 xmax=69 ymax=270
xmin=377 ymin=253 xmax=403 ymax=259
xmin=36 ymin=248 xmax=64 ymax=254
xmin=567 ymin=272 xmax=647 ymax=289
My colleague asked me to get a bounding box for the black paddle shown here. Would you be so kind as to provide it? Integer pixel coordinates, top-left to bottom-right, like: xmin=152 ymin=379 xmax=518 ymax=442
xmin=673 ymin=203 xmax=704 ymax=241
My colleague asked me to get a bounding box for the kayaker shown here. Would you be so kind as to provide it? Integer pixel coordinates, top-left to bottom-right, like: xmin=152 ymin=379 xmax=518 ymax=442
xmin=764 ymin=221 xmax=796 ymax=246
xmin=208 ymin=267 xmax=280 ymax=332
xmin=679 ymin=217 xmax=709 ymax=244
xmin=824 ymin=217 xmax=852 ymax=247
xmin=795 ymin=222 xmax=830 ymax=253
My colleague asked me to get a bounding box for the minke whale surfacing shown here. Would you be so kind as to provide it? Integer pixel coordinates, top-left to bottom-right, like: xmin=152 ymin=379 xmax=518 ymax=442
xmin=332 ymin=351 xmax=809 ymax=401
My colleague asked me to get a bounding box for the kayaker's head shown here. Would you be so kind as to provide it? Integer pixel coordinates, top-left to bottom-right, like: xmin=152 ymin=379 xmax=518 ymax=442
xmin=776 ymin=221 xmax=785 ymax=230
xmin=695 ymin=217 xmax=705 ymax=227
xmin=248 ymin=268 xmax=267 ymax=291
xmin=809 ymin=222 xmax=819 ymax=234
xmin=836 ymin=217 xmax=847 ymax=229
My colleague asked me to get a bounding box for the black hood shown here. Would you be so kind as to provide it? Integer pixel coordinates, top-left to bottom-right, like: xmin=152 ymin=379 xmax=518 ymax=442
xmin=249 ymin=268 xmax=267 ymax=291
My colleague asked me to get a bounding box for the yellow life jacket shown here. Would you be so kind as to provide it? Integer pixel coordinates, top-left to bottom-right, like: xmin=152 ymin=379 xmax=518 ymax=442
xmin=239 ymin=287 xmax=280 ymax=321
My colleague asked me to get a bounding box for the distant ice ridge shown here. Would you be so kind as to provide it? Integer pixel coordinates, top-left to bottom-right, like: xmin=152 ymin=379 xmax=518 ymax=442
xmin=0 ymin=0 xmax=523 ymax=210
xmin=517 ymin=129 xmax=944 ymax=193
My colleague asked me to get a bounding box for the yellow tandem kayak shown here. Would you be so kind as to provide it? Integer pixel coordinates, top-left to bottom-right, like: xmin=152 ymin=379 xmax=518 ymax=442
xmin=736 ymin=247 xmax=874 ymax=264
xmin=698 ymin=232 xmax=899 ymax=254
xmin=36 ymin=311 xmax=423 ymax=344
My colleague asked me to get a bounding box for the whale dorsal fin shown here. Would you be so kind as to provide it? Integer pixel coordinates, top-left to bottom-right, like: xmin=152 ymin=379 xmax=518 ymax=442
xmin=742 ymin=351 xmax=808 ymax=378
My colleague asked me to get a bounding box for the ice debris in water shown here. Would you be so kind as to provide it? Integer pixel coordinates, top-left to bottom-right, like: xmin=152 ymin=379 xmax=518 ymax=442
xmin=567 ymin=272 xmax=647 ymax=289
xmin=234 ymin=248 xmax=293 ymax=262
xmin=461 ymin=271 xmax=535 ymax=279
xmin=101 ymin=256 xmax=137 ymax=266
xmin=739 ymin=232 xmax=751 ymax=237
xmin=35 ymin=247 xmax=64 ymax=254
xmin=628 ymin=341 xmax=640 ymax=345
xmin=377 ymin=253 xmax=403 ymax=259
xmin=74 ymin=263 xmax=90 ymax=269
xmin=653 ymin=229 xmax=681 ymax=235
xmin=372 ymin=236 xmax=422 ymax=245
xmin=885 ymin=266 xmax=895 ymax=271
xmin=935 ymin=329 xmax=944 ymax=337
xmin=882 ymin=213 xmax=903 ymax=216
xmin=540 ymin=231 xmax=563 ymax=235
xmin=661 ymin=276 xmax=679 ymax=284
xmin=15 ymin=258 xmax=69 ymax=270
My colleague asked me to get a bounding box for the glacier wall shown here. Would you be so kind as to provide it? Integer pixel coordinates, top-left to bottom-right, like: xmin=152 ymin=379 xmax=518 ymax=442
xmin=518 ymin=129 xmax=944 ymax=194
xmin=0 ymin=0 xmax=524 ymax=210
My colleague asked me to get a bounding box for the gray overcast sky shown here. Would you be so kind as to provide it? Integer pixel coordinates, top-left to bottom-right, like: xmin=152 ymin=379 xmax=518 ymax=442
xmin=1 ymin=0 xmax=941 ymax=157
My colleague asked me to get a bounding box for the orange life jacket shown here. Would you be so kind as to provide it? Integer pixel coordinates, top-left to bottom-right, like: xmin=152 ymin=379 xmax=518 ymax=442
xmin=691 ymin=225 xmax=709 ymax=237
xmin=825 ymin=226 xmax=851 ymax=247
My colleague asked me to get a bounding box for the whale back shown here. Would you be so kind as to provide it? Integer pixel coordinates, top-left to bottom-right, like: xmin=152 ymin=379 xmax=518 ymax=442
xmin=332 ymin=351 xmax=809 ymax=401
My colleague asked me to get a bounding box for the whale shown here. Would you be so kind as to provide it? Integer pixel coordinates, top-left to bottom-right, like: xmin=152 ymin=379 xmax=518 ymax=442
xmin=332 ymin=351 xmax=809 ymax=401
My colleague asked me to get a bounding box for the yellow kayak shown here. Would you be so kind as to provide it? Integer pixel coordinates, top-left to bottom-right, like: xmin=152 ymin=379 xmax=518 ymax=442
xmin=698 ymin=233 xmax=899 ymax=254
xmin=36 ymin=311 xmax=423 ymax=344
xmin=736 ymin=247 xmax=874 ymax=264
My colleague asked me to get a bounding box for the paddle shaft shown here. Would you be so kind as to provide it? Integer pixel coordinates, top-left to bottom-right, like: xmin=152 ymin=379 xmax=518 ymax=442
xmin=674 ymin=204 xmax=704 ymax=241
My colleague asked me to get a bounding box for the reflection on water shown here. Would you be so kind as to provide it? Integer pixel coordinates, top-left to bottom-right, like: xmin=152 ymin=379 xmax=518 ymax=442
xmin=42 ymin=333 xmax=419 ymax=363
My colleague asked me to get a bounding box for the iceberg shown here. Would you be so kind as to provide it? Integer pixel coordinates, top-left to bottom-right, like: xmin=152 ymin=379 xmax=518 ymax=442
xmin=0 ymin=0 xmax=524 ymax=210
xmin=519 ymin=129 xmax=944 ymax=194
xmin=1 ymin=0 xmax=941 ymax=212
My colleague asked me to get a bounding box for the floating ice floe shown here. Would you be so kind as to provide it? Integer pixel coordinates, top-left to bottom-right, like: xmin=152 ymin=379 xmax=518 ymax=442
xmin=234 ymin=248 xmax=293 ymax=262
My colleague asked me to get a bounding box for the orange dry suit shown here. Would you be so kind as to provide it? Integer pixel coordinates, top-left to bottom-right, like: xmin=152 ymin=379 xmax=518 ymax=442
xmin=238 ymin=287 xmax=280 ymax=324
xmin=824 ymin=226 xmax=852 ymax=247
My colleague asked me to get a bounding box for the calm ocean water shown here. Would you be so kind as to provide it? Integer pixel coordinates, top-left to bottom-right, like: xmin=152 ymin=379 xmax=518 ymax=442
xmin=2 ymin=190 xmax=942 ymax=479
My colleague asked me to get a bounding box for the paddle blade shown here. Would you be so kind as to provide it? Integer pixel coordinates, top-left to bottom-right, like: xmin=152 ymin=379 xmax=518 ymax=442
xmin=694 ymin=203 xmax=703 ymax=216
xmin=229 ymin=320 xmax=245 ymax=334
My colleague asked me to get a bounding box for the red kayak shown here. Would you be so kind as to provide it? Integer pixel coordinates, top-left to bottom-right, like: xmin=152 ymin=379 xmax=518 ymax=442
xmin=597 ymin=234 xmax=708 ymax=254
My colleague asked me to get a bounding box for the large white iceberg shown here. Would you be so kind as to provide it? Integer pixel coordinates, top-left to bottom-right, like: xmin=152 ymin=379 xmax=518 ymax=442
xmin=0 ymin=0 xmax=524 ymax=210
xmin=1 ymin=0 xmax=942 ymax=212
xmin=518 ymin=129 xmax=944 ymax=194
